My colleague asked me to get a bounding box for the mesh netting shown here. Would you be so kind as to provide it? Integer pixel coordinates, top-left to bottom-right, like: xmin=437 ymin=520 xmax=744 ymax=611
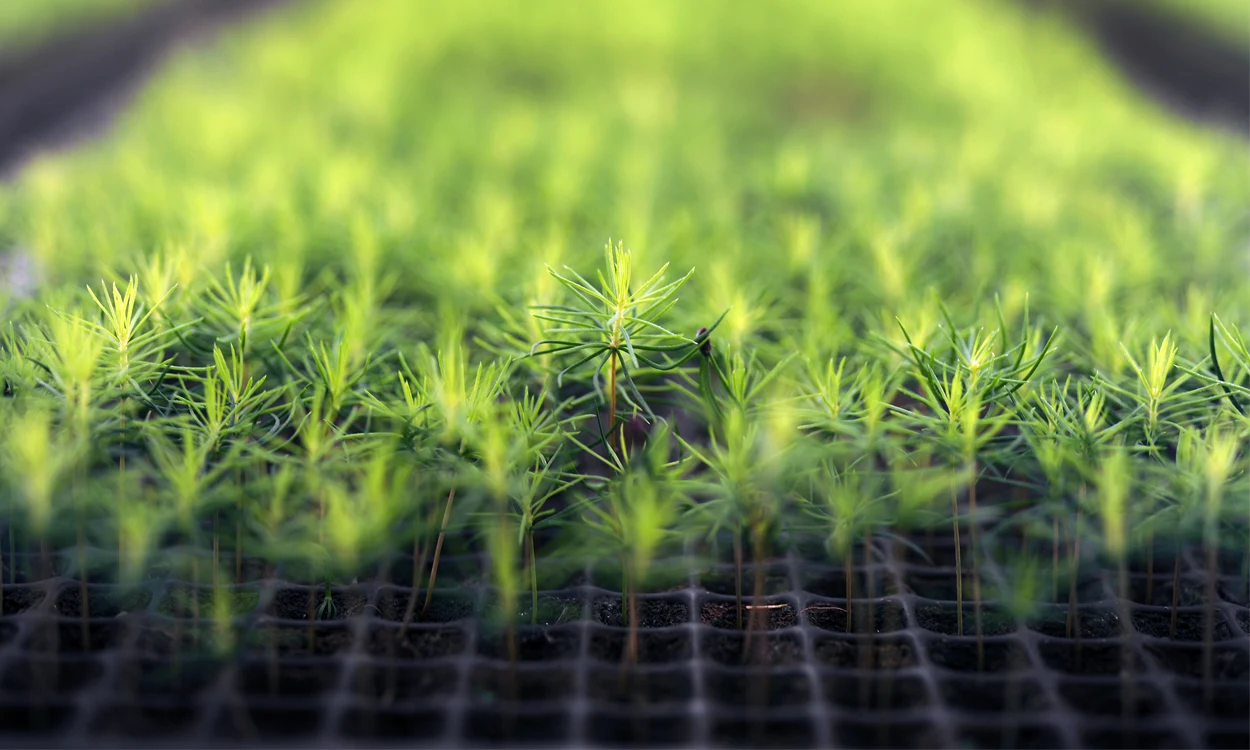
xmin=0 ymin=536 xmax=1246 ymax=749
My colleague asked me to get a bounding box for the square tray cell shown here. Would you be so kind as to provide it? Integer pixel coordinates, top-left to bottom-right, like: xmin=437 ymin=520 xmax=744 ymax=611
xmin=1 ymin=586 xmax=46 ymax=616
xmin=1173 ymin=678 xmax=1250 ymax=719
xmin=1145 ymin=643 xmax=1249 ymax=680
xmin=90 ymin=700 xmax=200 ymax=739
xmin=469 ymin=664 xmax=576 ymax=703
xmin=824 ymin=673 xmax=931 ymax=711
xmin=926 ymin=638 xmax=1030 ymax=673
xmin=705 ymin=631 xmax=805 ymax=667
xmin=706 ymin=667 xmax=812 ymax=708
xmin=1130 ymin=607 xmax=1235 ymax=641
xmin=463 ymin=707 xmax=570 ymax=744
xmin=1079 ymin=727 xmax=1184 ymax=749
xmin=938 ymin=676 xmax=1048 ymax=713
xmin=265 ymin=587 xmax=367 ymax=620
xmin=833 ymin=718 xmax=943 ymax=749
xmin=703 ymin=563 xmax=794 ymax=596
xmin=952 ymin=723 xmax=1064 ymax=750
xmin=800 ymin=567 xmax=895 ymax=599
xmin=338 ymin=707 xmax=445 ymax=741
xmin=375 ymin=586 xmax=476 ymax=624
xmin=1027 ymin=605 xmax=1121 ymax=639
xmin=585 ymin=665 xmax=694 ymax=705
xmin=711 ymin=714 xmax=817 ymax=749
xmin=1037 ymin=641 xmax=1143 ymax=675
xmin=591 ymin=594 xmax=690 ymax=628
xmin=213 ymin=704 xmax=326 ymax=741
xmin=116 ymin=656 xmax=223 ymax=697
xmin=477 ymin=625 xmax=580 ymax=661
xmin=27 ymin=621 xmax=129 ymax=653
xmin=1128 ymin=575 xmax=1207 ymax=607
xmin=366 ymin=624 xmax=468 ymax=660
xmin=249 ymin=623 xmax=355 ymax=656
xmin=235 ymin=659 xmax=340 ymax=696
xmin=584 ymin=708 xmax=693 ymax=746
xmin=157 ymin=586 xmax=260 ymax=619
xmin=699 ymin=595 xmax=798 ymax=630
xmin=1 ymin=656 xmax=105 ymax=695
xmin=901 ymin=572 xmax=1000 ymax=603
xmin=53 ymin=585 xmax=149 ymax=618
xmin=589 ymin=627 xmax=693 ymax=664
xmin=349 ymin=662 xmax=459 ymax=705
xmin=915 ymin=602 xmax=1015 ymax=636
xmin=1057 ymin=678 xmax=1165 ymax=718
xmin=812 ymin=634 xmax=916 ymax=671
xmin=805 ymin=597 xmax=906 ymax=634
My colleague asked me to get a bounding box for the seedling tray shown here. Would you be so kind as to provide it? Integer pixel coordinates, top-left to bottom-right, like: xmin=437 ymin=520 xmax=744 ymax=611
xmin=0 ymin=540 xmax=1245 ymax=749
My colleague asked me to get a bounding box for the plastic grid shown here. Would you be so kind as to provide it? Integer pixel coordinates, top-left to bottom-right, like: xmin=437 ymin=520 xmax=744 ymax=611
xmin=0 ymin=539 xmax=1246 ymax=749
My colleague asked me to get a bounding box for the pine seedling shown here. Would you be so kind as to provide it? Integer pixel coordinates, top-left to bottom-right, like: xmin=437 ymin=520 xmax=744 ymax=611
xmin=582 ymin=426 xmax=682 ymax=664
xmin=529 ymin=240 xmax=708 ymax=443
xmin=1105 ymin=332 xmax=1189 ymax=451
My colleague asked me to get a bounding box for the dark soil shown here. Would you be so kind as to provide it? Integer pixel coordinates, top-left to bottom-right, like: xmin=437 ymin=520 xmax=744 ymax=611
xmin=117 ymin=656 xmax=221 ymax=696
xmin=477 ymin=625 xmax=580 ymax=661
xmin=27 ymin=621 xmax=129 ymax=653
xmin=812 ymin=635 xmax=915 ymax=670
xmin=801 ymin=568 xmax=896 ymax=598
xmin=710 ymin=717 xmax=817 ymax=749
xmin=592 ymin=595 xmax=689 ymax=628
xmin=350 ymin=662 xmax=459 ymax=705
xmin=916 ymin=603 xmax=1016 ymax=636
xmin=1131 ymin=608 xmax=1235 ymax=641
xmin=1027 ymin=606 xmax=1121 ymax=639
xmin=1174 ymin=680 xmax=1250 ymax=718
xmin=824 ymin=674 xmax=930 ymax=710
xmin=902 ymin=573 xmax=1000 ymax=602
xmin=267 ymin=587 xmax=367 ymax=620
xmin=1079 ymin=728 xmax=1185 ymax=750
xmin=1145 ymin=643 xmax=1249 ymax=679
xmin=706 ymin=668 xmax=812 ymax=707
xmin=89 ymin=701 xmax=199 ymax=739
xmin=1 ymin=586 xmax=46 ymax=616
xmin=585 ymin=666 xmax=694 ymax=704
xmin=584 ymin=710 xmax=693 ymax=746
xmin=705 ymin=632 xmax=804 ymax=666
xmin=0 ymin=656 xmax=105 ymax=694
xmin=158 ymin=586 xmax=259 ymax=618
xmin=589 ymin=628 xmax=693 ymax=664
xmin=1058 ymin=679 xmax=1165 ymax=717
xmin=1236 ymin=609 xmax=1249 ymax=634
xmin=806 ymin=598 xmax=906 ymax=634
xmin=367 ymin=625 xmax=467 ymax=660
xmin=54 ymin=586 xmax=149 ymax=618
xmin=701 ymin=565 xmax=793 ymax=596
xmin=249 ymin=623 xmax=354 ymax=656
xmin=462 ymin=708 xmax=568 ymax=744
xmin=927 ymin=638 xmax=1030 ymax=673
xmin=700 ymin=597 xmax=797 ymax=629
xmin=1037 ymin=642 xmax=1142 ymax=675
xmin=507 ymin=593 xmax=582 ymax=627
xmin=375 ymin=587 xmax=475 ymax=623
xmin=338 ymin=708 xmax=445 ymax=741
xmin=939 ymin=676 xmax=1049 ymax=713
xmin=836 ymin=719 xmax=945 ymax=749
xmin=1128 ymin=576 xmax=1206 ymax=607
xmin=235 ymin=660 xmax=339 ymax=696
xmin=957 ymin=724 xmax=1065 ymax=750
xmin=469 ymin=664 xmax=577 ymax=702
xmin=1218 ymin=577 xmax=1249 ymax=606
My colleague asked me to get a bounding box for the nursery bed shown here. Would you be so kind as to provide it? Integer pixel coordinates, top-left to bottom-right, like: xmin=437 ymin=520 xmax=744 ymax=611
xmin=0 ymin=541 xmax=1244 ymax=749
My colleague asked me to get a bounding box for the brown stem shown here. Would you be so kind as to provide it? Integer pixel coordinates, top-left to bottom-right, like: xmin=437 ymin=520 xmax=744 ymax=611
xmin=78 ymin=522 xmax=88 ymax=647
xmin=968 ymin=462 xmax=983 ymax=671
xmin=1067 ymin=507 xmax=1081 ymax=640
xmin=1052 ymin=515 xmax=1059 ymax=604
xmin=212 ymin=512 xmax=220 ymax=591
xmin=527 ymin=530 xmax=538 ymax=626
xmin=1203 ymin=542 xmax=1216 ymax=710
xmin=1145 ymin=534 xmax=1154 ymax=604
xmin=743 ymin=521 xmax=766 ymax=664
xmin=733 ymin=528 xmax=744 ymax=631
xmin=1169 ymin=555 xmax=1181 ymax=638
xmin=624 ymin=566 xmax=638 ymax=665
xmin=952 ymin=484 xmax=964 ymax=636
xmin=421 ymin=485 xmax=457 ymax=617
xmin=845 ymin=548 xmax=854 ymax=633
